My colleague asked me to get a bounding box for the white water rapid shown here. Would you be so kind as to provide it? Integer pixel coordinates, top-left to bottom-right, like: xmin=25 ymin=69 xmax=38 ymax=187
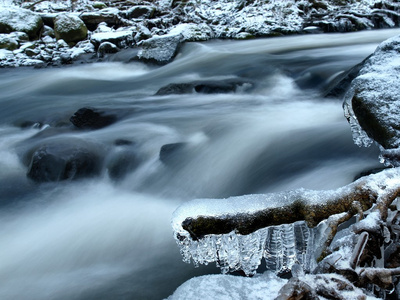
xmin=1 ymin=29 xmax=400 ymax=299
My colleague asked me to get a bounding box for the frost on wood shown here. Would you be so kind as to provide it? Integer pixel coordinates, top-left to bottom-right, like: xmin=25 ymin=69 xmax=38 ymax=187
xmin=172 ymin=168 xmax=400 ymax=276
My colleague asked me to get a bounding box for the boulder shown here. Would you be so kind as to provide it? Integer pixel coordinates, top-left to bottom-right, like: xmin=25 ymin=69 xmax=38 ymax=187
xmin=54 ymin=14 xmax=88 ymax=44
xmin=344 ymin=35 xmax=400 ymax=150
xmin=0 ymin=8 xmax=43 ymax=40
xmin=26 ymin=140 xmax=104 ymax=182
xmin=137 ymin=34 xmax=182 ymax=64
xmin=70 ymin=107 xmax=117 ymax=130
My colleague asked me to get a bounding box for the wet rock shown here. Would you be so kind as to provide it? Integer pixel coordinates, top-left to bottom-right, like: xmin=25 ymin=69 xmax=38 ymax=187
xmin=107 ymin=149 xmax=140 ymax=180
xmin=137 ymin=34 xmax=182 ymax=65
xmin=54 ymin=14 xmax=88 ymax=44
xmin=97 ymin=41 xmax=119 ymax=57
xmin=155 ymin=83 xmax=194 ymax=95
xmin=27 ymin=140 xmax=104 ymax=182
xmin=159 ymin=142 xmax=188 ymax=166
xmin=0 ymin=8 xmax=43 ymax=40
xmin=70 ymin=107 xmax=117 ymax=130
xmin=155 ymin=80 xmax=254 ymax=95
xmin=324 ymin=55 xmax=371 ymax=98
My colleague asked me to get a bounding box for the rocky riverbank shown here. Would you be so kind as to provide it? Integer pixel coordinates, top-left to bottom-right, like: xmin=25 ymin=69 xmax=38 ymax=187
xmin=0 ymin=0 xmax=399 ymax=67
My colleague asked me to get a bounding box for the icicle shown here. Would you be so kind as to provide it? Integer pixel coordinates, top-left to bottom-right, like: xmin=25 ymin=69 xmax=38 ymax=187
xmin=174 ymin=220 xmax=327 ymax=275
xmin=343 ymin=86 xmax=373 ymax=148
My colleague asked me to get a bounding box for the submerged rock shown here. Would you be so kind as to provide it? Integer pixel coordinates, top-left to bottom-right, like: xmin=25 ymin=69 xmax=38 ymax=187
xmin=159 ymin=142 xmax=188 ymax=166
xmin=27 ymin=140 xmax=104 ymax=182
xmin=70 ymin=107 xmax=117 ymax=130
xmin=155 ymin=80 xmax=254 ymax=95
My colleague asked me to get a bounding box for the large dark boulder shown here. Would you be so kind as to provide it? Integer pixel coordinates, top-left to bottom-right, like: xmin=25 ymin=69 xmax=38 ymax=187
xmin=0 ymin=8 xmax=43 ymax=40
xmin=70 ymin=107 xmax=117 ymax=130
xmin=27 ymin=140 xmax=104 ymax=182
xmin=344 ymin=35 xmax=400 ymax=151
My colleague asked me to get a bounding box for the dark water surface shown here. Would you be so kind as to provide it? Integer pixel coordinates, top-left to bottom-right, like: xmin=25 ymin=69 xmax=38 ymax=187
xmin=1 ymin=29 xmax=399 ymax=299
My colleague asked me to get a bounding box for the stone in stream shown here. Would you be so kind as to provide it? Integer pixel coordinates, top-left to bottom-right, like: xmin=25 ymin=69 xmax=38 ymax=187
xmin=107 ymin=148 xmax=140 ymax=180
xmin=70 ymin=107 xmax=117 ymax=130
xmin=159 ymin=142 xmax=188 ymax=166
xmin=155 ymin=80 xmax=254 ymax=95
xmin=27 ymin=140 xmax=104 ymax=182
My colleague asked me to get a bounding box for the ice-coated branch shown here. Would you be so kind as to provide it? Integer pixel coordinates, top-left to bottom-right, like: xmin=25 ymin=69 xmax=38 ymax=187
xmin=172 ymin=168 xmax=400 ymax=275
xmin=175 ymin=176 xmax=395 ymax=241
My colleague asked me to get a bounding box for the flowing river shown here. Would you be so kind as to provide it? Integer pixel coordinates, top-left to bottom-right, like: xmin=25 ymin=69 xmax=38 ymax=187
xmin=1 ymin=29 xmax=400 ymax=300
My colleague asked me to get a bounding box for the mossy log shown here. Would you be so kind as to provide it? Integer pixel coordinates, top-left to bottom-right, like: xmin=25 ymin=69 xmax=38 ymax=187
xmin=181 ymin=169 xmax=400 ymax=241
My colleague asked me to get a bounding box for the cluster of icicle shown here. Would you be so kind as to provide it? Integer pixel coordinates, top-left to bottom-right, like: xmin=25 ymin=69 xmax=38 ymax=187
xmin=343 ymin=86 xmax=374 ymax=149
xmin=343 ymin=87 xmax=399 ymax=167
xmin=175 ymin=220 xmax=330 ymax=276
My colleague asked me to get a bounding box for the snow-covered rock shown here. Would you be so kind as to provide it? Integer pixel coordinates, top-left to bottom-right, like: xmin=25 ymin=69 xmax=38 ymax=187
xmin=137 ymin=33 xmax=182 ymax=64
xmin=90 ymin=30 xmax=134 ymax=49
xmin=0 ymin=33 xmax=19 ymax=50
xmin=168 ymin=272 xmax=286 ymax=300
xmin=0 ymin=8 xmax=43 ymax=40
xmin=344 ymin=34 xmax=400 ymax=155
xmin=169 ymin=23 xmax=214 ymax=42
xmin=123 ymin=5 xmax=156 ymax=19
xmin=54 ymin=14 xmax=88 ymax=44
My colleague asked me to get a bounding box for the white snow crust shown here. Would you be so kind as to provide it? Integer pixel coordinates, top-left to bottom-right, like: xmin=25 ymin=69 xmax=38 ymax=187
xmin=167 ymin=272 xmax=287 ymax=300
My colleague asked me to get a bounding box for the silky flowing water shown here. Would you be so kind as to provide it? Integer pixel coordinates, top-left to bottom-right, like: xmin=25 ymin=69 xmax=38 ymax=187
xmin=1 ymin=29 xmax=399 ymax=299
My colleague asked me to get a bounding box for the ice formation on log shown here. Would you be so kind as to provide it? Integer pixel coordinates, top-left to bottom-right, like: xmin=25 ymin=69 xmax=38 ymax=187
xmin=172 ymin=191 xmax=341 ymax=275
xmin=172 ymin=168 xmax=400 ymax=275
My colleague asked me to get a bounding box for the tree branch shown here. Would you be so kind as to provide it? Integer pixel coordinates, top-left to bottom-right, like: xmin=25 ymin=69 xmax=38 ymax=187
xmin=178 ymin=169 xmax=400 ymax=241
